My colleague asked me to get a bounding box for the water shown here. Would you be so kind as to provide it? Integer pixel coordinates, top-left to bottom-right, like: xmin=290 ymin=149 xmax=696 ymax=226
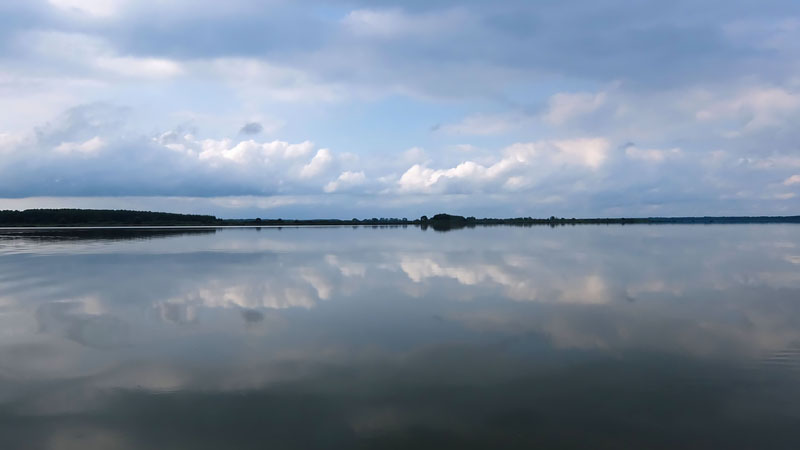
xmin=1 ymin=225 xmax=799 ymax=449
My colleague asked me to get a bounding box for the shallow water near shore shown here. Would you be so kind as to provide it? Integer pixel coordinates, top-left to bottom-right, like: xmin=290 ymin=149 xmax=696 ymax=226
xmin=1 ymin=225 xmax=800 ymax=449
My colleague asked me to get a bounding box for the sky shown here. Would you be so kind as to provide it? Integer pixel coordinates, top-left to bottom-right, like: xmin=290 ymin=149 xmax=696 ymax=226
xmin=0 ymin=0 xmax=799 ymax=219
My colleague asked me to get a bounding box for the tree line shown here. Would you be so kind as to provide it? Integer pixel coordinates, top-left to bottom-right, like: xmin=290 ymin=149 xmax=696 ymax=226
xmin=1 ymin=208 xmax=798 ymax=228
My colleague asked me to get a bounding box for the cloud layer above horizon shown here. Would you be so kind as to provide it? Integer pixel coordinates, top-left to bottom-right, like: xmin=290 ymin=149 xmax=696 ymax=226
xmin=1 ymin=0 xmax=799 ymax=218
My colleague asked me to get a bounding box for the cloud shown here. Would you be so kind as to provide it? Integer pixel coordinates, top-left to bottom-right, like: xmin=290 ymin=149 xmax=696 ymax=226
xmin=784 ymin=175 xmax=800 ymax=186
xmin=324 ymin=171 xmax=366 ymax=193
xmin=94 ymin=55 xmax=183 ymax=78
xmin=49 ymin=0 xmax=126 ymax=18
xmin=0 ymin=104 xmax=341 ymax=197
xmin=23 ymin=30 xmax=184 ymax=80
xmin=204 ymin=58 xmax=344 ymax=102
xmin=342 ymin=9 xmax=420 ymax=37
xmin=2 ymin=1 xmax=800 ymax=216
xmin=437 ymin=114 xmax=519 ymax=136
xmin=300 ymin=148 xmax=335 ymax=179
xmin=341 ymin=8 xmax=471 ymax=38
xmin=239 ymin=122 xmax=263 ymax=135
xmin=397 ymin=138 xmax=610 ymax=194
xmin=624 ymin=145 xmax=681 ymax=163
xmin=544 ymin=91 xmax=607 ymax=125
xmin=545 ymin=138 xmax=610 ymax=169
xmin=694 ymin=86 xmax=800 ymax=133
xmin=53 ymin=136 xmax=106 ymax=155
xmin=3 ymin=0 xmax=799 ymax=103
xmin=0 ymin=133 xmax=25 ymax=154
xmin=2 ymin=98 xmax=799 ymax=217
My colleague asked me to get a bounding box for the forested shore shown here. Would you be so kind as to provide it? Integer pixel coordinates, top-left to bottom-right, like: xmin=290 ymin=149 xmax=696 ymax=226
xmin=1 ymin=209 xmax=799 ymax=228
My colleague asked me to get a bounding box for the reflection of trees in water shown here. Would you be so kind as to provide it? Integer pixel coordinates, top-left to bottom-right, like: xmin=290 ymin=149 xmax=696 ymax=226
xmin=0 ymin=228 xmax=217 ymax=243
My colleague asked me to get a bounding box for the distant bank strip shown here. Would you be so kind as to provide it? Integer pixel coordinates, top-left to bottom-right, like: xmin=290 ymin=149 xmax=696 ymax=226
xmin=1 ymin=209 xmax=799 ymax=228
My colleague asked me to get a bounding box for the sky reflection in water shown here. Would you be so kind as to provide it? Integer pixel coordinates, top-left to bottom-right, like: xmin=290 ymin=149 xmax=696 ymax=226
xmin=1 ymin=226 xmax=800 ymax=449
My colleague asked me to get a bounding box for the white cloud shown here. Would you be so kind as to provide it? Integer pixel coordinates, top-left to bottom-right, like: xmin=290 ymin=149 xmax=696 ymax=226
xmin=783 ymin=174 xmax=800 ymax=186
xmin=544 ymin=91 xmax=607 ymax=125
xmin=548 ymin=138 xmax=610 ymax=169
xmin=53 ymin=136 xmax=106 ymax=155
xmin=194 ymin=138 xmax=313 ymax=164
xmin=342 ymin=8 xmax=469 ymax=38
xmin=503 ymin=138 xmax=610 ymax=170
xmin=343 ymin=9 xmax=415 ymax=37
xmin=401 ymin=147 xmax=427 ymax=164
xmin=95 ymin=56 xmax=183 ymax=79
xmin=398 ymin=161 xmax=491 ymax=193
xmin=397 ymin=138 xmax=610 ymax=193
xmin=625 ymin=146 xmax=681 ymax=163
xmin=695 ymin=87 xmax=800 ymax=132
xmin=300 ymin=148 xmax=334 ymax=179
xmin=324 ymin=171 xmax=366 ymax=193
xmin=0 ymin=133 xmax=25 ymax=154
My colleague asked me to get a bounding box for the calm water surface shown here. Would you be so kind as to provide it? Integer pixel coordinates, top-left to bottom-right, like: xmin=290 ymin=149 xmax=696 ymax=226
xmin=1 ymin=225 xmax=799 ymax=449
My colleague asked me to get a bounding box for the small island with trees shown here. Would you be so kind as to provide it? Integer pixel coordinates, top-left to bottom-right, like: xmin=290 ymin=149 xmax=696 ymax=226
xmin=1 ymin=209 xmax=799 ymax=229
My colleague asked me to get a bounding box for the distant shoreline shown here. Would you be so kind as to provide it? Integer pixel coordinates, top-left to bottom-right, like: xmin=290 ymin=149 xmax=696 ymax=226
xmin=1 ymin=209 xmax=799 ymax=229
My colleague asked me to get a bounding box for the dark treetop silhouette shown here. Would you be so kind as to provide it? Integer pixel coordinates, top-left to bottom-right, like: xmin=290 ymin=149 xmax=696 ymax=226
xmin=1 ymin=209 xmax=799 ymax=228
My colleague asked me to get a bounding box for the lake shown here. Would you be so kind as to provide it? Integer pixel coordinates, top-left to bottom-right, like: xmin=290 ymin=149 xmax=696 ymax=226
xmin=1 ymin=225 xmax=799 ymax=449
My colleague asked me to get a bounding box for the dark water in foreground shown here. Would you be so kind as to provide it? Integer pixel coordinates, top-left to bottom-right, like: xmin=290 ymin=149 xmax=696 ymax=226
xmin=1 ymin=225 xmax=799 ymax=449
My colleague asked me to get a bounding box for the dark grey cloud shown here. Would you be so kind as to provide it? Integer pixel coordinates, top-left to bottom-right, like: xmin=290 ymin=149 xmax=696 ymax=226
xmin=239 ymin=121 xmax=263 ymax=135
xmin=241 ymin=309 xmax=265 ymax=323
xmin=3 ymin=0 xmax=798 ymax=96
